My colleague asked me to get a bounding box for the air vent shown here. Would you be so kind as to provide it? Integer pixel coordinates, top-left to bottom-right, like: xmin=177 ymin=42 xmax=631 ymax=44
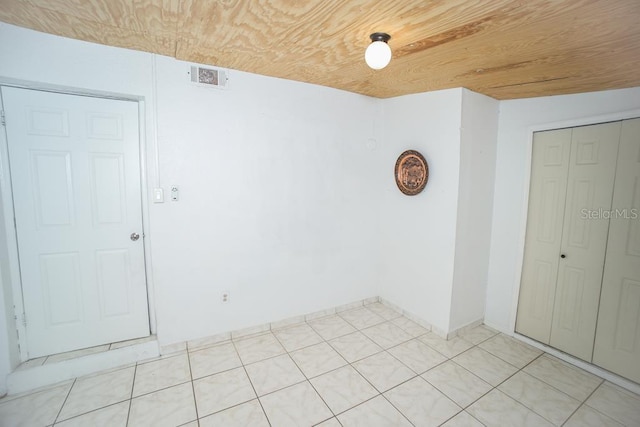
xmin=190 ymin=66 xmax=228 ymax=89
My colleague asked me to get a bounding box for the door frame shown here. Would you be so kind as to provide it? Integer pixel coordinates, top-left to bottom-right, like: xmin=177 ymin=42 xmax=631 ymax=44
xmin=509 ymin=109 xmax=640 ymax=336
xmin=0 ymin=79 xmax=158 ymax=362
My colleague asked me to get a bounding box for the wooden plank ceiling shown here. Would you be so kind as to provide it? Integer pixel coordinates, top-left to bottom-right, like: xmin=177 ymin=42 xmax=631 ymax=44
xmin=1 ymin=0 xmax=639 ymax=99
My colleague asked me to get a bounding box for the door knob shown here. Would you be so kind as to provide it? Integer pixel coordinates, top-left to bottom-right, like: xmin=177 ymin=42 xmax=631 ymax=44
xmin=560 ymin=254 xmax=566 ymax=258
xmin=130 ymin=232 xmax=140 ymax=241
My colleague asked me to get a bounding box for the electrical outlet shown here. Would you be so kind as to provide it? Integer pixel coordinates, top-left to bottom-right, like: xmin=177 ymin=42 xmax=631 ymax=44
xmin=221 ymin=291 xmax=230 ymax=303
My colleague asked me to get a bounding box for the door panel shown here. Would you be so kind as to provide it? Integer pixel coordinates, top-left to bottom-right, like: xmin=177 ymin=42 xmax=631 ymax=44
xmin=549 ymin=121 xmax=621 ymax=361
xmin=593 ymin=118 xmax=640 ymax=382
xmin=40 ymin=252 xmax=82 ymax=325
xmin=2 ymin=86 xmax=149 ymax=358
xmin=516 ymin=129 xmax=572 ymax=343
xmin=31 ymin=150 xmax=75 ymax=226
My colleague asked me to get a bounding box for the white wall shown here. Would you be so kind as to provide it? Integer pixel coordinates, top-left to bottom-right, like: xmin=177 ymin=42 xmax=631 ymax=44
xmin=484 ymin=87 xmax=640 ymax=333
xmin=0 ymin=23 xmax=382 ymax=392
xmin=151 ymin=56 xmax=381 ymax=343
xmin=377 ymin=89 xmax=463 ymax=334
xmin=449 ymin=89 xmax=499 ymax=331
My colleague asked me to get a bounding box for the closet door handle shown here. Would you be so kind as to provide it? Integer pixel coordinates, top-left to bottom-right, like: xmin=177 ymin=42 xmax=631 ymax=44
xmin=560 ymin=254 xmax=566 ymax=259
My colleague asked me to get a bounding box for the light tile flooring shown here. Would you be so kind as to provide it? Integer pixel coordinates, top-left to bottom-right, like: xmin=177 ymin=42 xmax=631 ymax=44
xmin=1 ymin=302 xmax=640 ymax=426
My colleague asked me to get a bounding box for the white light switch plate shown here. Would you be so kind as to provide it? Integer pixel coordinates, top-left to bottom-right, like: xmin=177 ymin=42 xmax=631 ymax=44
xmin=153 ymin=188 xmax=164 ymax=203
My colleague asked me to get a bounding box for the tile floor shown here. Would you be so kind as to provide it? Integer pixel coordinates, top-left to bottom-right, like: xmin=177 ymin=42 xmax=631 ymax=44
xmin=1 ymin=302 xmax=639 ymax=426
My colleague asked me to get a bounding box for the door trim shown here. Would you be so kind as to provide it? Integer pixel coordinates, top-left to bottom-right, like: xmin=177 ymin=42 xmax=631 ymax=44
xmin=0 ymin=80 xmax=157 ymax=362
xmin=509 ymin=109 xmax=640 ymax=336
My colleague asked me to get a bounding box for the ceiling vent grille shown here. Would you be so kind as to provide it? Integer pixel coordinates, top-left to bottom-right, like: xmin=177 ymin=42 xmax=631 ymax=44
xmin=190 ymin=66 xmax=228 ymax=89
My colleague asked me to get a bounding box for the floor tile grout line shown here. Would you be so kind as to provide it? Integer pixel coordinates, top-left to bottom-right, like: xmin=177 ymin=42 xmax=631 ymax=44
xmin=419 ymin=359 xmax=489 ymax=411
xmin=322 ymin=318 xmax=425 ymax=421
xmin=186 ymin=343 xmax=201 ymax=424
xmin=306 ymin=321 xmax=357 ymax=342
xmin=229 ymin=337 xmax=272 ymax=427
xmin=450 ymin=410 xmax=487 ymax=426
xmin=521 ymin=354 xmax=606 ymax=403
xmin=271 ymin=330 xmax=336 ymax=416
xmin=514 ymin=364 xmax=591 ymax=404
xmin=35 ymin=362 xmax=138 ymax=423
xmin=127 ymin=378 xmax=196 ymax=399
xmin=369 ymin=339 xmax=518 ymax=427
xmin=474 ymin=351 xmax=581 ymax=426
xmin=378 ymin=391 xmax=418 ymax=427
xmin=53 ymin=400 xmax=131 ymax=426
xmin=428 ymin=406 xmax=463 ymax=427
xmin=124 ymin=363 xmax=138 ymax=426
xmin=51 ymin=378 xmax=75 ymax=425
xmin=418 ymin=339 xmax=522 ymax=417
xmin=492 ymin=355 xmax=560 ymax=425
xmin=559 ymin=378 xmax=608 ymax=426
xmin=475 ymin=337 xmax=545 ymax=372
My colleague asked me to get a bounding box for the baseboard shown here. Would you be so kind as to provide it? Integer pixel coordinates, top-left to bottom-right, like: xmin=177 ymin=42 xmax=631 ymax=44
xmin=165 ymin=296 xmax=384 ymax=354
xmin=446 ymin=318 xmax=485 ymax=339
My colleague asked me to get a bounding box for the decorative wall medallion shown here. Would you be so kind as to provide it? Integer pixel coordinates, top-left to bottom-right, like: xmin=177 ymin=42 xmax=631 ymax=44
xmin=395 ymin=150 xmax=429 ymax=195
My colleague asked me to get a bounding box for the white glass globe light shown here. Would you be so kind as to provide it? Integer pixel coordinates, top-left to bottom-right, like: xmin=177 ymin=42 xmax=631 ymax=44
xmin=365 ymin=40 xmax=392 ymax=70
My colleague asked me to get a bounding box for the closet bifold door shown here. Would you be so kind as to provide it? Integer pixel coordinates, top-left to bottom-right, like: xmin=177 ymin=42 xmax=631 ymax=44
xmin=516 ymin=128 xmax=572 ymax=344
xmin=593 ymin=118 xmax=640 ymax=382
xmin=549 ymin=121 xmax=621 ymax=362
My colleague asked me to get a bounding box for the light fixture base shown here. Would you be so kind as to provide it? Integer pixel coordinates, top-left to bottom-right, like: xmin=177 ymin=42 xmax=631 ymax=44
xmin=369 ymin=32 xmax=391 ymax=43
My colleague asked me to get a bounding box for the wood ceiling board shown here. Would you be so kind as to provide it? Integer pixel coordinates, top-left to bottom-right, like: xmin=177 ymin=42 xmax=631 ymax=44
xmin=0 ymin=0 xmax=639 ymax=99
xmin=356 ymin=0 xmax=640 ymax=98
xmin=25 ymin=0 xmax=140 ymax=30
xmin=0 ymin=0 xmax=176 ymax=55
xmin=131 ymin=0 xmax=179 ymax=47
xmin=175 ymin=0 xmax=514 ymax=84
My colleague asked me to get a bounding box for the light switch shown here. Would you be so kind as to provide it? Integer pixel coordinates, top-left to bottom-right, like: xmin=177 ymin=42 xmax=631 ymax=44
xmin=153 ymin=188 xmax=164 ymax=203
xmin=171 ymin=186 xmax=179 ymax=201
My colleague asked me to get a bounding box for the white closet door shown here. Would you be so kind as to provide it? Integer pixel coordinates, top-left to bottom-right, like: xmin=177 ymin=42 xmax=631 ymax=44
xmin=593 ymin=118 xmax=640 ymax=382
xmin=549 ymin=121 xmax=621 ymax=361
xmin=516 ymin=128 xmax=572 ymax=343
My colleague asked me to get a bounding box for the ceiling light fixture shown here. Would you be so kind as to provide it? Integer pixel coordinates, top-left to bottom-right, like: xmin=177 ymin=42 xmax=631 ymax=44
xmin=365 ymin=32 xmax=392 ymax=70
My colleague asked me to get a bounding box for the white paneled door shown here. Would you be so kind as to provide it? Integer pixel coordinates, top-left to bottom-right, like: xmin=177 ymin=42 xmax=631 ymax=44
xmin=517 ymin=121 xmax=621 ymax=362
xmin=516 ymin=128 xmax=572 ymax=344
xmin=593 ymin=118 xmax=640 ymax=383
xmin=549 ymin=122 xmax=621 ymax=361
xmin=1 ymin=87 xmax=149 ymax=358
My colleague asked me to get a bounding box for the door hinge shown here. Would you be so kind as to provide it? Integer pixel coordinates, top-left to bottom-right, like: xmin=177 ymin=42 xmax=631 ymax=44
xmin=0 ymin=110 xmax=5 ymax=126
xmin=22 ymin=313 xmax=27 ymax=327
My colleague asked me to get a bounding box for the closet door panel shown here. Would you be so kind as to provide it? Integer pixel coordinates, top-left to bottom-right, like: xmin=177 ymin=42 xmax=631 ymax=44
xmin=516 ymin=129 xmax=572 ymax=343
xmin=550 ymin=122 xmax=621 ymax=361
xmin=593 ymin=118 xmax=640 ymax=382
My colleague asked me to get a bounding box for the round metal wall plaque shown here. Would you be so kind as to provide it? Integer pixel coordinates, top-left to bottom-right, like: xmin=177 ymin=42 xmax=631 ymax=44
xmin=394 ymin=150 xmax=429 ymax=196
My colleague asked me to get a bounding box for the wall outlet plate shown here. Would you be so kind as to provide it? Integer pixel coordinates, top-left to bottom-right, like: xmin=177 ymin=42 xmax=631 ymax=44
xmin=221 ymin=291 xmax=230 ymax=303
